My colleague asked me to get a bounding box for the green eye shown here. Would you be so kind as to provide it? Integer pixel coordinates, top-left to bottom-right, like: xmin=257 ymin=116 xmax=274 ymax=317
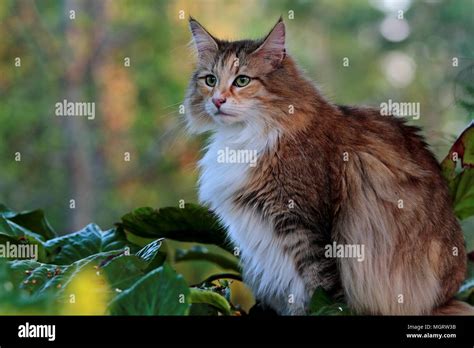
xmin=233 ymin=75 xmax=251 ymax=87
xmin=205 ymin=75 xmax=217 ymax=87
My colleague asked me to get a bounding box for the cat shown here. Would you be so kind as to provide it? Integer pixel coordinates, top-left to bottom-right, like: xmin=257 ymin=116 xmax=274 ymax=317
xmin=185 ymin=17 xmax=472 ymax=315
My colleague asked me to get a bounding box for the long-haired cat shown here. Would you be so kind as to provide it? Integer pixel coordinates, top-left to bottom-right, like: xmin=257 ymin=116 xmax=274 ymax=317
xmin=185 ymin=17 xmax=472 ymax=315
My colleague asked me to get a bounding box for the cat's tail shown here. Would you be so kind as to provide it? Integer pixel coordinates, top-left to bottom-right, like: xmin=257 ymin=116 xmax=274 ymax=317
xmin=432 ymin=299 xmax=474 ymax=315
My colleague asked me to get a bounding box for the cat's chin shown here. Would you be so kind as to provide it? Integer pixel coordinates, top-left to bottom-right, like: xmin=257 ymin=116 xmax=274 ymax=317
xmin=211 ymin=113 xmax=243 ymax=126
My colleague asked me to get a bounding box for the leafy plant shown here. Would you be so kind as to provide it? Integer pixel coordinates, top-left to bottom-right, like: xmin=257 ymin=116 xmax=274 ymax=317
xmin=309 ymin=288 xmax=352 ymax=316
xmin=0 ymin=205 xmax=242 ymax=315
xmin=441 ymin=122 xmax=474 ymax=220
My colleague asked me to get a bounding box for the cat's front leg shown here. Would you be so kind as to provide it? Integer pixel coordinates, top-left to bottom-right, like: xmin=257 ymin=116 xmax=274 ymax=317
xmin=271 ymin=213 xmax=342 ymax=314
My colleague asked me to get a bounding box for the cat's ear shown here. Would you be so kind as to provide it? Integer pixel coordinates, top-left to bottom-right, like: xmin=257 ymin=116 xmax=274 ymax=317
xmin=189 ymin=17 xmax=218 ymax=61
xmin=251 ymin=18 xmax=286 ymax=70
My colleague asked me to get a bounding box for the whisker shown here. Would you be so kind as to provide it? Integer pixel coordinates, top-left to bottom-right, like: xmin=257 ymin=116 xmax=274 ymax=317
xmin=161 ymin=100 xmax=186 ymax=110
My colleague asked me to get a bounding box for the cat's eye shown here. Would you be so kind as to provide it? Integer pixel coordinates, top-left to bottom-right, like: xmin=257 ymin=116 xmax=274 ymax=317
xmin=233 ymin=75 xmax=251 ymax=87
xmin=205 ymin=75 xmax=217 ymax=87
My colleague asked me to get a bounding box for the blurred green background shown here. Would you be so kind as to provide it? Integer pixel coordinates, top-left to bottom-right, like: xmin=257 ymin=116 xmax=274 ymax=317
xmin=1 ymin=0 xmax=473 ymax=232
xmin=0 ymin=1 xmax=473 ymax=305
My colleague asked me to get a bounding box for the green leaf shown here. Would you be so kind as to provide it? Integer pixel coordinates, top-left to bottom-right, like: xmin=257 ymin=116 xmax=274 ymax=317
xmin=7 ymin=252 xmax=119 ymax=298
xmin=189 ymin=287 xmax=232 ymax=315
xmin=0 ymin=217 xmax=47 ymax=262
xmin=459 ymin=100 xmax=474 ymax=113
xmin=310 ymin=302 xmax=351 ymax=315
xmin=44 ymin=225 xmax=139 ymax=265
xmin=135 ymin=238 xmax=164 ymax=263
xmin=175 ymin=245 xmax=240 ymax=273
xmin=309 ymin=287 xmax=352 ymax=316
xmin=0 ymin=216 xmax=46 ymax=244
xmin=441 ymin=122 xmax=474 ymax=173
xmin=309 ymin=287 xmax=333 ymax=312
xmin=441 ymin=123 xmax=474 ymax=220
xmin=109 ymin=263 xmax=190 ymax=315
xmin=192 ymin=272 xmax=243 ymax=287
xmin=452 ymin=170 xmax=474 ymax=220
xmin=461 ymin=217 xmax=474 ymax=252
xmin=456 ymin=260 xmax=474 ymax=305
xmin=101 ymin=239 xmax=166 ymax=291
xmin=123 ymin=229 xmax=157 ymax=247
xmin=0 ymin=260 xmax=58 ymax=315
xmin=0 ymin=207 xmax=56 ymax=240
xmin=3 ymin=239 xmax=163 ymax=301
xmin=0 ymin=211 xmax=141 ymax=265
xmin=0 ymin=204 xmax=11 ymax=214
xmin=118 ymin=204 xmax=232 ymax=253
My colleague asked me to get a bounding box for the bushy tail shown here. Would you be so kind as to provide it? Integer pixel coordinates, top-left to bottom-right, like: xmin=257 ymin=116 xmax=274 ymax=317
xmin=433 ymin=299 xmax=474 ymax=315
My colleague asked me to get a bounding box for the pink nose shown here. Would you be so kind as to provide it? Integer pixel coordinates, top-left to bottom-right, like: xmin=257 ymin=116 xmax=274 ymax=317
xmin=212 ymin=97 xmax=226 ymax=109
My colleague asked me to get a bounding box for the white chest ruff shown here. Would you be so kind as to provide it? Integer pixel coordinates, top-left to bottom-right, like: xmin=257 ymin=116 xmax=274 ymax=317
xmin=198 ymin=128 xmax=307 ymax=314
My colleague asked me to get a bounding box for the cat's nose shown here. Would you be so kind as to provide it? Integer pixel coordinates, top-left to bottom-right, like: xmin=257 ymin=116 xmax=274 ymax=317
xmin=212 ymin=97 xmax=226 ymax=109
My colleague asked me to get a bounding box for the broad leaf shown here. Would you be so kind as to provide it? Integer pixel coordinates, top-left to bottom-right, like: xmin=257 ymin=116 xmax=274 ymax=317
xmin=0 ymin=260 xmax=58 ymax=315
xmin=0 ymin=207 xmax=56 ymax=240
xmin=118 ymin=204 xmax=232 ymax=253
xmin=44 ymin=225 xmax=139 ymax=265
xmin=452 ymin=170 xmax=474 ymax=220
xmin=109 ymin=263 xmax=190 ymax=315
xmin=441 ymin=122 xmax=474 ymax=170
xmin=456 ymin=260 xmax=474 ymax=305
xmin=175 ymin=245 xmax=240 ymax=272
xmin=7 ymin=251 xmax=120 ymax=298
xmin=441 ymin=123 xmax=474 ymax=220
xmin=102 ymin=239 xmax=167 ymax=290
xmin=0 ymin=217 xmax=47 ymax=262
xmin=192 ymin=272 xmax=242 ymax=286
xmin=461 ymin=216 xmax=474 ymax=253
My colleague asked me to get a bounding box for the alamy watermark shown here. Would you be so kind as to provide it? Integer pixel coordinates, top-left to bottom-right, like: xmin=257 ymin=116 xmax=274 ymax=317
xmin=380 ymin=99 xmax=420 ymax=120
xmin=217 ymin=147 xmax=258 ymax=167
xmin=0 ymin=241 xmax=38 ymax=261
xmin=18 ymin=322 xmax=55 ymax=341
xmin=324 ymin=242 xmax=365 ymax=262
xmin=55 ymin=99 xmax=95 ymax=120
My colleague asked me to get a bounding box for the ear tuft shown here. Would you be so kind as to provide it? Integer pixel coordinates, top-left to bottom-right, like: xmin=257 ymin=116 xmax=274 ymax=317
xmin=189 ymin=18 xmax=218 ymax=60
xmin=252 ymin=18 xmax=286 ymax=68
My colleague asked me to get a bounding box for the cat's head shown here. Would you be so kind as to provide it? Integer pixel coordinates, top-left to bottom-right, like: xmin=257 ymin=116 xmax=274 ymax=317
xmin=185 ymin=17 xmax=293 ymax=134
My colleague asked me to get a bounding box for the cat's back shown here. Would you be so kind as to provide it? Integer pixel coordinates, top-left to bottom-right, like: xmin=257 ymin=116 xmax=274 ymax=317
xmin=319 ymin=104 xmax=442 ymax=175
